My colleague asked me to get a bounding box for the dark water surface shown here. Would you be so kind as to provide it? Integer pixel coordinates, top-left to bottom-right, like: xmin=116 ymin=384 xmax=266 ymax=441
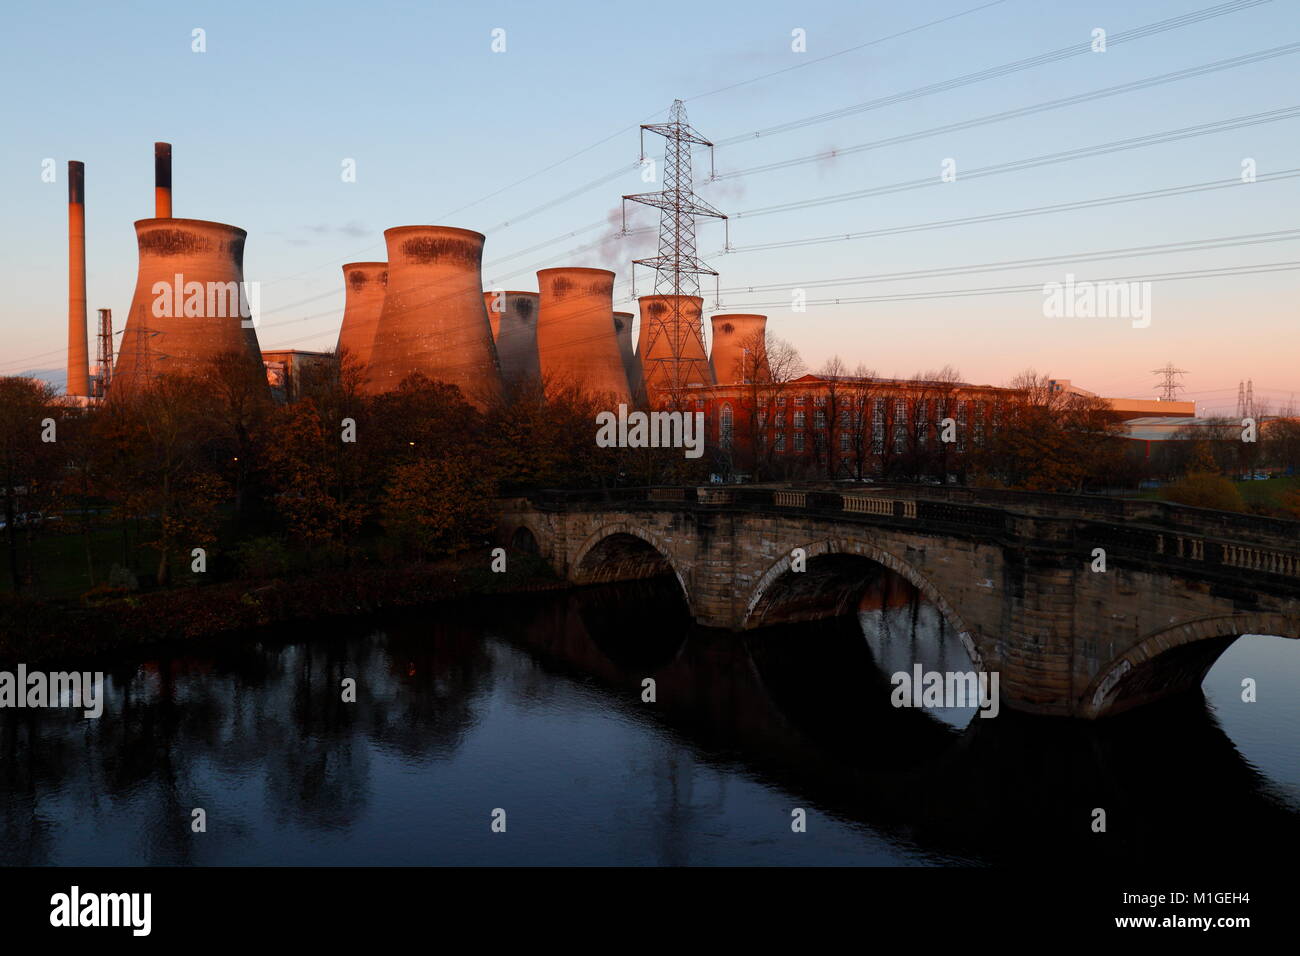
xmin=1 ymin=575 xmax=1296 ymax=866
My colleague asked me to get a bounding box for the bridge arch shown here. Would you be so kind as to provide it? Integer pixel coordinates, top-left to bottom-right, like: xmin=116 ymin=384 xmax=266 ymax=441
xmin=743 ymin=537 xmax=983 ymax=670
xmin=510 ymin=524 xmax=540 ymax=555
xmin=1084 ymin=612 xmax=1300 ymax=718
xmin=570 ymin=522 xmax=692 ymax=611
xmin=499 ymin=512 xmax=552 ymax=562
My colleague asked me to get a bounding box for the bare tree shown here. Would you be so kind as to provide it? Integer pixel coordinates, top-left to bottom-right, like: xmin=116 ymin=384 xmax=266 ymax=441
xmin=833 ymin=363 xmax=877 ymax=480
xmin=732 ymin=329 xmax=805 ymax=480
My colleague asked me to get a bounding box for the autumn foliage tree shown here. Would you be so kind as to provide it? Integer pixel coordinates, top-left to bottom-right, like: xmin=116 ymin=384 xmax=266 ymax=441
xmin=381 ymin=456 xmax=497 ymax=558
xmin=974 ymin=371 xmax=1125 ymax=492
xmin=264 ymin=398 xmax=366 ymax=559
xmin=109 ymin=376 xmax=229 ymax=586
xmin=0 ymin=377 xmax=67 ymax=591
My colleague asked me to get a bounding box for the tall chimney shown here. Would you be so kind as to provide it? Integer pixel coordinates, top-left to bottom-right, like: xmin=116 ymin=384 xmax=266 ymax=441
xmin=535 ymin=268 xmax=631 ymax=404
xmin=154 ymin=142 xmax=172 ymax=218
xmin=66 ymin=161 xmax=90 ymax=397
xmin=709 ymin=313 xmax=768 ymax=384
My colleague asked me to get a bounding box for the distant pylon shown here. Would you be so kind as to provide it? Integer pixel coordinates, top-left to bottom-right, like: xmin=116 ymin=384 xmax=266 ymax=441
xmin=94 ymin=308 xmax=113 ymax=400
xmin=622 ymin=99 xmax=728 ymax=405
xmin=1246 ymin=379 xmax=1255 ymax=418
xmin=1236 ymin=380 xmax=1246 ymax=418
xmin=1150 ymin=361 xmax=1187 ymax=401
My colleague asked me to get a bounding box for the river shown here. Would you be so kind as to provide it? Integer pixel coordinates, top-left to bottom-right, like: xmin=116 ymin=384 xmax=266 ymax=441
xmin=1 ymin=572 xmax=1296 ymax=866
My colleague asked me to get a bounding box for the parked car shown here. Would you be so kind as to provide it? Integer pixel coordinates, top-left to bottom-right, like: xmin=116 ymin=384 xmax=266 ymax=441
xmin=0 ymin=511 xmax=60 ymax=530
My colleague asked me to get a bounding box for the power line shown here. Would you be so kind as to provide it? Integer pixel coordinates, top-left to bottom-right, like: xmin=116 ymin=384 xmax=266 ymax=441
xmin=684 ymin=0 xmax=1013 ymax=103
xmin=720 ymin=228 xmax=1300 ymax=294
xmin=714 ymin=168 xmax=1300 ymax=256
xmin=713 ymin=41 xmax=1300 ymax=182
xmin=731 ymin=105 xmax=1300 ymax=220
xmin=712 ymin=0 xmax=1271 ymax=146
xmin=720 ymin=260 xmax=1300 ymax=309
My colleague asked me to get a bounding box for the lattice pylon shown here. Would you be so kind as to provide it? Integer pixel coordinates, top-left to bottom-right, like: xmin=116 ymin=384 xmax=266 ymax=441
xmin=622 ymin=100 xmax=728 ymax=407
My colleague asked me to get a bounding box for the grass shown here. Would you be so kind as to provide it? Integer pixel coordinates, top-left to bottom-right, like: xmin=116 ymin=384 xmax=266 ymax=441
xmin=1234 ymin=475 xmax=1300 ymax=511
xmin=1 ymin=523 xmax=157 ymax=600
xmin=1 ymin=512 xmax=234 ymax=601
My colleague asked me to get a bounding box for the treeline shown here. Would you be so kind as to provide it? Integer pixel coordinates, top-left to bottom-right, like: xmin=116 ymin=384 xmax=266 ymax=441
xmin=0 ymin=352 xmax=705 ymax=597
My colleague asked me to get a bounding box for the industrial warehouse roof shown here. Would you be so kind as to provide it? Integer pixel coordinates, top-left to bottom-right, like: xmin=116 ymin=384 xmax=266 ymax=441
xmin=1123 ymin=416 xmax=1205 ymax=426
xmin=1122 ymin=416 xmax=1247 ymax=441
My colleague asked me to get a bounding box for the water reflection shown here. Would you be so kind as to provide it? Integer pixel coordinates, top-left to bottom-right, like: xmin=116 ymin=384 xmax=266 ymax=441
xmin=857 ymin=574 xmax=978 ymax=729
xmin=0 ymin=574 xmax=1295 ymax=866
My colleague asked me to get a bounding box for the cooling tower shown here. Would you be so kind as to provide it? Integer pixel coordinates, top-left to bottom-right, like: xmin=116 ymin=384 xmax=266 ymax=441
xmin=366 ymin=226 xmax=501 ymax=406
xmin=66 ymin=161 xmax=90 ymax=397
xmin=636 ymin=294 xmax=713 ymax=403
xmin=613 ymin=311 xmax=639 ymax=399
xmin=155 ymin=142 xmax=172 ymax=218
xmin=709 ymin=313 xmax=769 ymax=384
xmin=535 ymin=268 xmax=630 ymax=404
xmin=112 ymin=218 xmax=266 ymax=394
xmin=335 ymin=262 xmax=387 ymax=369
xmin=483 ymin=291 xmax=541 ymax=389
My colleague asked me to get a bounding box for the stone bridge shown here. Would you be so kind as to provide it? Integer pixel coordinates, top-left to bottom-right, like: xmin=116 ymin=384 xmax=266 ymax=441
xmin=496 ymin=484 xmax=1300 ymax=719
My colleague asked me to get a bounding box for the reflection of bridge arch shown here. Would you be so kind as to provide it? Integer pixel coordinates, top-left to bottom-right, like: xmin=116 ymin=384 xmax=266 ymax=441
xmin=744 ymin=538 xmax=983 ymax=671
xmin=571 ymin=523 xmax=692 ymax=611
xmin=1085 ymin=612 xmax=1300 ymax=718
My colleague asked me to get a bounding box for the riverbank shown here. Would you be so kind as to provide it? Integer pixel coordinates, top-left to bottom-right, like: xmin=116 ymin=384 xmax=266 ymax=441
xmin=0 ymin=549 xmax=567 ymax=665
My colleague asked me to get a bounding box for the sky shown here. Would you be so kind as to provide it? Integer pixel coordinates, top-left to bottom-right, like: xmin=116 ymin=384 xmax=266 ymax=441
xmin=1 ymin=0 xmax=1297 ymax=414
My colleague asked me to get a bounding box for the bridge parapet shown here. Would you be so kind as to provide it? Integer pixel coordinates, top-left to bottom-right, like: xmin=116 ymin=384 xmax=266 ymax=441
xmin=522 ymin=485 xmax=1300 ymax=592
xmin=530 ymin=484 xmax=1300 ymax=552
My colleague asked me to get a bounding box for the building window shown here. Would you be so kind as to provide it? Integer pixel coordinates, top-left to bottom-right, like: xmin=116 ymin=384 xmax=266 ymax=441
xmin=814 ymin=410 xmax=826 ymax=429
xmin=793 ymin=411 xmax=805 ymax=430
xmin=839 ymin=410 xmax=850 ymax=429
xmin=720 ymin=403 xmax=733 ymax=448
xmin=814 ymin=396 xmax=826 ymax=407
xmin=794 ymin=431 xmax=805 ymax=452
xmin=695 ymin=398 xmax=705 ymax=410
xmin=775 ymin=430 xmax=786 ymax=452
xmin=957 ymin=400 xmax=968 ymax=452
xmin=915 ymin=399 xmax=927 ymax=446
xmin=872 ymin=398 xmax=884 ymax=454
xmin=776 ymin=396 xmax=786 ymax=407
xmin=794 ymin=395 xmax=806 ymax=406
xmin=840 ymin=431 xmax=850 ymax=451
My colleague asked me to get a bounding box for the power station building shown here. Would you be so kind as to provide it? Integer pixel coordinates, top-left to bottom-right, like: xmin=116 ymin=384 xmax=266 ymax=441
xmin=58 ymin=140 xmax=1202 ymax=454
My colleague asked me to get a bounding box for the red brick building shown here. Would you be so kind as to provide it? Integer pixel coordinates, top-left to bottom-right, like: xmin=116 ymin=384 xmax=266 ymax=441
xmin=684 ymin=373 xmax=1006 ymax=480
